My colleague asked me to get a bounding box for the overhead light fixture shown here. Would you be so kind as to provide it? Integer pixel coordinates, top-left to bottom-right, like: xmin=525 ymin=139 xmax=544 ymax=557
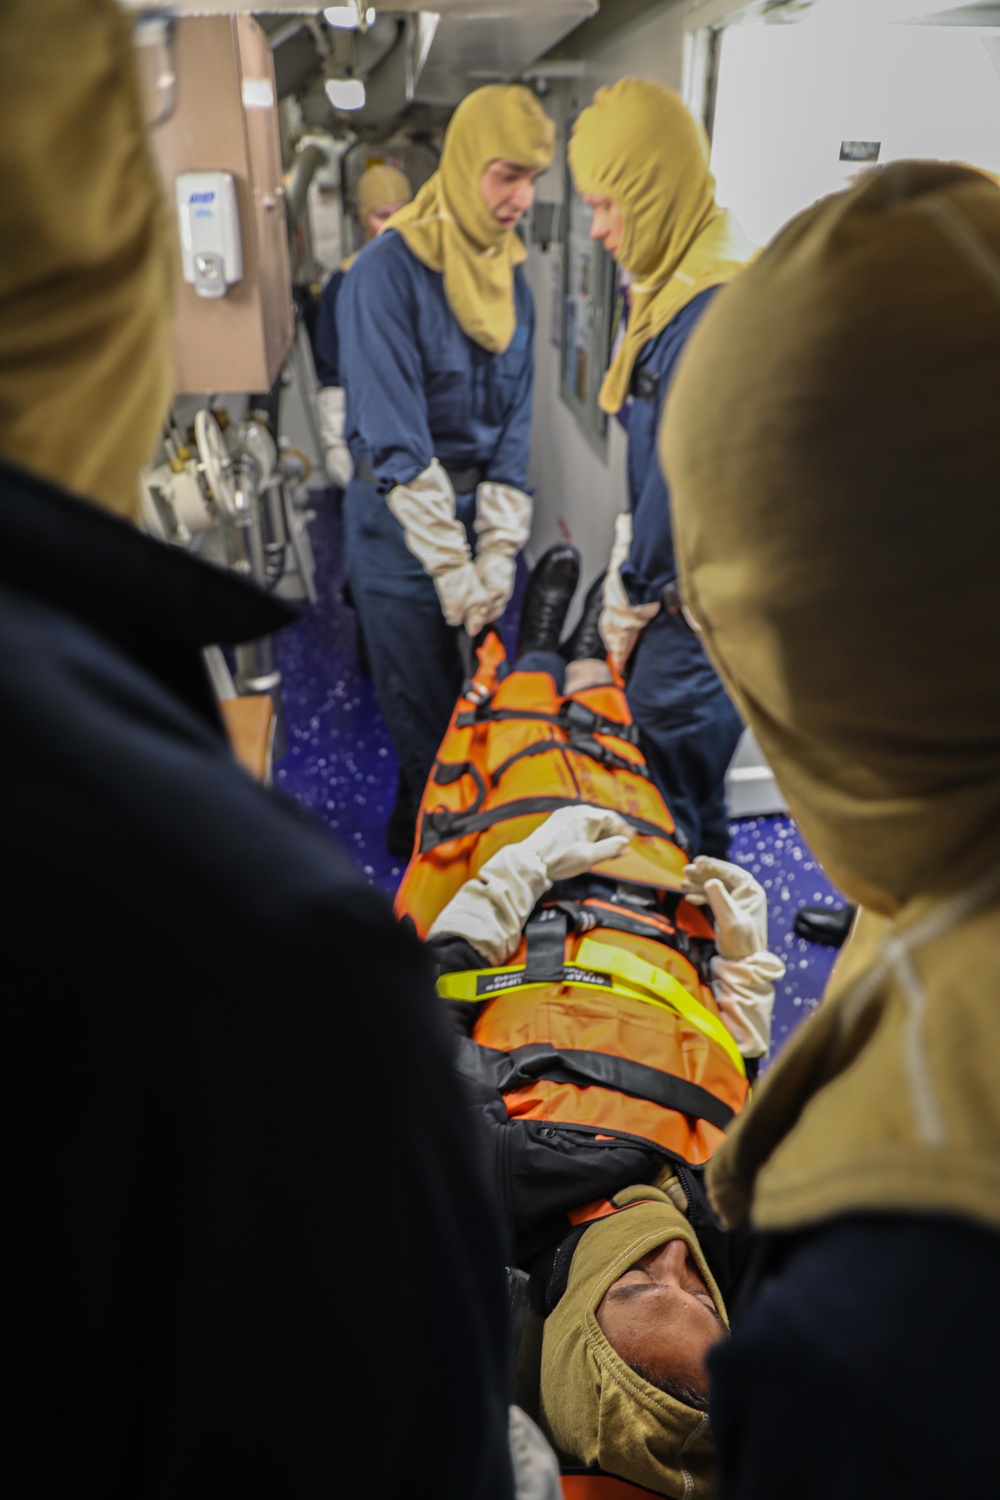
xmin=325 ymin=77 xmax=366 ymax=111
xmin=324 ymin=5 xmax=375 ymax=28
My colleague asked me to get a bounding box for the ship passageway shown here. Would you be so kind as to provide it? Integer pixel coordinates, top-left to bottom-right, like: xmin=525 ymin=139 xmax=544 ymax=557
xmin=274 ymin=490 xmax=842 ymax=1067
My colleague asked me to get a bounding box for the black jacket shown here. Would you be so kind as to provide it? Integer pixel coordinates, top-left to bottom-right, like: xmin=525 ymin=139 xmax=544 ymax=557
xmin=3 ymin=463 xmax=514 ymax=1499
xmin=427 ymin=930 xmax=754 ymax=1300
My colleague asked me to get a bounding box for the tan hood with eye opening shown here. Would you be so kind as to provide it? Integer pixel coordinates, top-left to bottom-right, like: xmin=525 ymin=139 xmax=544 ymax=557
xmin=569 ymin=78 xmax=750 ymax=414
xmin=385 ymin=85 xmax=554 ymax=354
xmin=357 ymin=164 xmax=411 ymax=226
xmin=0 ymin=0 xmax=174 ymax=521
xmin=661 ymin=161 xmax=1000 ymax=1235
xmin=540 ymin=1185 xmax=724 ymax=1498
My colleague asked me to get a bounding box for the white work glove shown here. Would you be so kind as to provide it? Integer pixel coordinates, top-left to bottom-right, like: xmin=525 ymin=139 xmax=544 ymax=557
xmin=316 ymin=385 xmax=354 ymax=489
xmin=428 ymin=806 xmax=632 ymax=966
xmin=509 ymin=1406 xmax=561 ymax=1500
xmin=600 ymin=512 xmax=660 ymax=673
xmin=683 ymin=856 xmax=786 ymax=1059
xmin=387 ymin=459 xmax=490 ymax=632
xmin=474 ymin=481 xmax=533 ymax=625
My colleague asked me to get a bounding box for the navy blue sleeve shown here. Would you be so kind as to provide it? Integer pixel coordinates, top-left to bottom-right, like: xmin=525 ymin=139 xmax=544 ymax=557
xmin=622 ymin=286 xmax=721 ymax=605
xmin=338 ymin=235 xmax=435 ymax=491
xmin=486 ymin=272 xmax=536 ymax=492
xmin=313 ymin=269 xmax=345 ymax=387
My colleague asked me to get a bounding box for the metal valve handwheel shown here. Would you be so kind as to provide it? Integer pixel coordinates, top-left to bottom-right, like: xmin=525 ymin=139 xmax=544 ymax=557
xmin=194 ymin=408 xmax=239 ymax=519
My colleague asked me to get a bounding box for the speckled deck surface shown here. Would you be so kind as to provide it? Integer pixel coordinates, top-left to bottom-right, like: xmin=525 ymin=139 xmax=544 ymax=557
xmin=275 ymin=493 xmax=843 ymax=1064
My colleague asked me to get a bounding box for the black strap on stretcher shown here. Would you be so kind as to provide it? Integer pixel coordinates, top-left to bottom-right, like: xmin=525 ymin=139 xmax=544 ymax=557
xmin=487 ymin=736 xmax=649 ymax=787
xmin=531 ymin=896 xmax=716 ymax=1000
xmin=429 ymin=758 xmax=488 ymax=817
xmin=455 ymin=1036 xmax=735 ymax=1132
xmin=418 ymin=796 xmax=673 ymax=853
xmin=456 ymin=698 xmax=640 ymax=746
xmin=420 ymin=693 xmax=655 ymax=851
xmin=523 ymin=907 xmax=570 ymax=980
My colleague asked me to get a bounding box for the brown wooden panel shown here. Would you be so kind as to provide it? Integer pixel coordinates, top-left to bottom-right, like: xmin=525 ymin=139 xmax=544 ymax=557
xmin=236 ymin=15 xmax=294 ymax=387
xmin=219 ymin=695 xmax=275 ymax=784
xmin=150 ymin=15 xmax=290 ymax=394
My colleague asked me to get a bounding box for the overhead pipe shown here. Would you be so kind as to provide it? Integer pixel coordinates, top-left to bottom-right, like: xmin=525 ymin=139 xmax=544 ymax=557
xmin=286 ymin=140 xmax=328 ymax=224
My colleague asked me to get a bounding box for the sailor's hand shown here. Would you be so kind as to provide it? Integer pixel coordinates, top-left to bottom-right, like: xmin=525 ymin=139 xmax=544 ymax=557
xmin=471 ymin=482 xmax=531 ymax=629
xmin=682 ymin=856 xmax=768 ymax=960
xmin=387 ymin=460 xmax=488 ymax=629
xmin=429 ymin=808 xmax=631 ymax=967
xmin=600 ymin=514 xmax=659 ymax=673
xmin=433 ymin=560 xmax=491 ymax=630
xmin=523 ymin=805 xmax=633 ymax=881
xmin=474 ymin=550 xmax=516 ymax=626
xmin=316 ymin=386 xmax=354 ymax=488
xmin=599 ymin=579 xmax=658 ymax=674
xmin=708 ymin=949 xmax=785 ymax=1060
xmin=683 ymin=857 xmax=785 ymax=1058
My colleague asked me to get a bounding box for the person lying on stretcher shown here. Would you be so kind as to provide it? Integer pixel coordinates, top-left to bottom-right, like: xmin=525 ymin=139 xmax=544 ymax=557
xmin=395 ymin=547 xmax=785 ymax=1497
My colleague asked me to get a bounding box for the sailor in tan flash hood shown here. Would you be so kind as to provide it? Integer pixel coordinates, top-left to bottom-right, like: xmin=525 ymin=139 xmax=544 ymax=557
xmin=402 ymin=548 xmax=786 ymax=1496
xmin=339 ymin=85 xmax=554 ymax=856
xmin=4 ymin=4 xmax=519 ymax=1496
xmin=540 ymin=1186 xmax=727 ymax=1498
xmin=568 ymin=80 xmax=752 ymax=863
xmin=661 ymin=160 xmax=1000 ymax=1499
xmin=314 ymin=163 xmax=413 ymax=488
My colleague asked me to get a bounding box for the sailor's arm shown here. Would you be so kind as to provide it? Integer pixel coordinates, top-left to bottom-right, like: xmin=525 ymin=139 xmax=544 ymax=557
xmin=427 ymin=805 xmax=633 ymax=966
xmin=339 ymin=247 xmax=490 ymax=632
xmin=425 ymin=806 xmax=632 ymax=1037
xmin=474 ymin=285 xmax=537 ymax=626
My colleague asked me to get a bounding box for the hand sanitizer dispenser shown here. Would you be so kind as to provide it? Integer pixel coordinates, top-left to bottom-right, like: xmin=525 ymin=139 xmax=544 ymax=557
xmin=176 ymin=170 xmax=243 ymax=298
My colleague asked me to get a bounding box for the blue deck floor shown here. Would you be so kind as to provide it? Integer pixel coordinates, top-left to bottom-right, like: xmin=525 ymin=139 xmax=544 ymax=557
xmin=275 ymin=492 xmax=843 ymax=1064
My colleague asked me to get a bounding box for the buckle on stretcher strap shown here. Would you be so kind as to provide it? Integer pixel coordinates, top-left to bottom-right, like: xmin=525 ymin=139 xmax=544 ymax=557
xmin=436 ymin=933 xmax=745 ymax=1076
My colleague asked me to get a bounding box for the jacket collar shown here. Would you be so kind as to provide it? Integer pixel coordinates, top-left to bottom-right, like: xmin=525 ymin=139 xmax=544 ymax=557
xmin=0 ymin=459 xmax=296 ymax=647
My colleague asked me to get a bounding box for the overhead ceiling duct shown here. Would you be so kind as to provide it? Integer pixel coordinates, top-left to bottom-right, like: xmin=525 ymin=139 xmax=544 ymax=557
xmin=373 ymin=1 xmax=600 ymax=105
xmin=125 ymin=4 xmax=599 ymax=105
xmin=125 ymin=3 xmax=600 ymax=120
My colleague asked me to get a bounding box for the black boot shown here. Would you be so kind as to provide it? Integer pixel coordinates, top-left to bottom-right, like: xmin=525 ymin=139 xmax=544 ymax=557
xmin=560 ymin=571 xmax=607 ymax=661
xmin=386 ymin=769 xmax=417 ymax=860
xmin=516 ymin=545 xmax=580 ymax=657
xmin=793 ymin=903 xmax=856 ymax=948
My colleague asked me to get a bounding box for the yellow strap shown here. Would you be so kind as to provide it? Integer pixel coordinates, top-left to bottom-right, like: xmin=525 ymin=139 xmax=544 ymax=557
xmin=575 ymin=938 xmax=745 ymax=1075
xmin=435 ymin=939 xmax=745 ymax=1077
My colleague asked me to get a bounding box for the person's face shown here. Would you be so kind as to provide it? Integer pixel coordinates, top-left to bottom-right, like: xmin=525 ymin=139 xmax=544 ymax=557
xmin=363 ymin=201 xmax=407 ymax=239
xmin=583 ymin=193 xmax=625 ymax=260
xmin=479 ymin=159 xmax=545 ymax=228
xmin=596 ymin=1238 xmax=727 ymax=1405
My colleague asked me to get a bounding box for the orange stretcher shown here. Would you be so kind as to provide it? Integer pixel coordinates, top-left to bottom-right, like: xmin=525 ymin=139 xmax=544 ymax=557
xmin=395 ymin=633 xmax=691 ymax=939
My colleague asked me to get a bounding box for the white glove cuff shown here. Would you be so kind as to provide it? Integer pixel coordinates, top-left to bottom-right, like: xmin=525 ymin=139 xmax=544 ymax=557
xmin=710 ymin=950 xmax=786 ymax=1059
xmin=604 ymin=565 xmax=661 ymax=623
xmin=474 ymin=482 xmax=533 ymax=558
xmin=428 ymin=843 xmax=552 ymax=967
xmin=608 ymin=510 xmax=633 ymax=572
xmin=387 ymin=459 xmax=470 ymax=578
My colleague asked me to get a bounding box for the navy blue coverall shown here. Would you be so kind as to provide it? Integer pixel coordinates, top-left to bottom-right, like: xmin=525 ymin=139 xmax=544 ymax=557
xmin=313 ymin=267 xmax=346 ymax=387
xmin=621 ymin=286 xmax=743 ymax=857
xmin=339 ymin=228 xmax=535 ymax=802
xmin=3 ymin=458 xmax=516 ymax=1500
